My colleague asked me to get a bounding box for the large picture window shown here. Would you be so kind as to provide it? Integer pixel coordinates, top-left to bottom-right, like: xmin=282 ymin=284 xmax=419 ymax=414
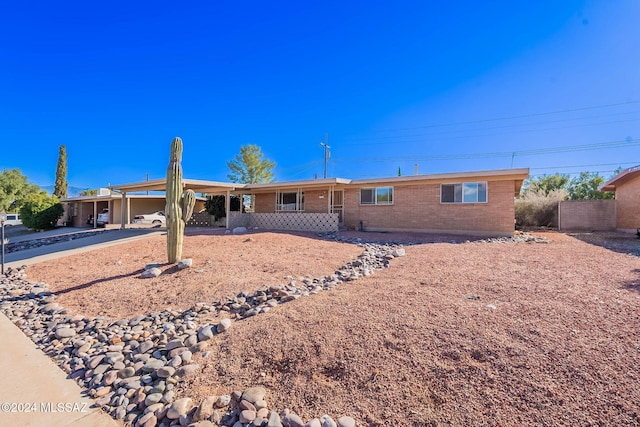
xmin=276 ymin=190 xmax=304 ymax=212
xmin=360 ymin=187 xmax=393 ymax=205
xmin=441 ymin=182 xmax=487 ymax=203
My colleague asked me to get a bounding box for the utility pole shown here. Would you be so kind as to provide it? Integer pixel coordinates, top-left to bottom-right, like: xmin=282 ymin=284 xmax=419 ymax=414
xmin=320 ymin=133 xmax=330 ymax=179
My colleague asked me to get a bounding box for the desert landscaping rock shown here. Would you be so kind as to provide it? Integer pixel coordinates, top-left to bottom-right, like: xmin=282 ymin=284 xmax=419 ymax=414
xmin=193 ymin=395 xmax=217 ymax=421
xmin=267 ymin=411 xmax=283 ymax=427
xmin=283 ymin=413 xmax=305 ymax=427
xmin=175 ymin=363 xmax=200 ymax=378
xmin=1 ymin=231 xmax=582 ymax=426
xmin=166 ymin=397 xmax=193 ymax=419
xmin=337 ymin=416 xmax=356 ymax=427
xmin=217 ymin=318 xmax=232 ymax=333
xmin=54 ymin=327 xmax=76 ymax=338
xmin=178 ymin=258 xmax=193 ymax=269
xmin=157 ymin=366 xmax=176 ymax=378
xmin=320 ymin=415 xmax=337 ymax=427
xmin=242 ymin=386 xmax=267 ymax=404
xmin=140 ymin=267 xmax=161 ymax=278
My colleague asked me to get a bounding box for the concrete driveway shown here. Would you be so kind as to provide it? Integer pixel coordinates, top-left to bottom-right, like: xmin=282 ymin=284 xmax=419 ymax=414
xmin=2 ymin=226 xmax=165 ymax=269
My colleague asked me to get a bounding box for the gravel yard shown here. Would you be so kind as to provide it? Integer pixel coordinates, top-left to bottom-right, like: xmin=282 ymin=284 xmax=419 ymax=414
xmin=11 ymin=229 xmax=640 ymax=426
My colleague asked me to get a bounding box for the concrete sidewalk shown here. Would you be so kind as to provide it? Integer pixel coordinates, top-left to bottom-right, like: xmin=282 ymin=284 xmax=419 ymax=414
xmin=0 ymin=314 xmax=120 ymax=426
xmin=0 ymin=227 xmax=166 ymax=426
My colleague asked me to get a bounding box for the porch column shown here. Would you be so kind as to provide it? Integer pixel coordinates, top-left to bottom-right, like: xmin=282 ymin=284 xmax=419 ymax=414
xmin=225 ymin=190 xmax=231 ymax=229
xmin=126 ymin=196 xmax=131 ymax=226
xmin=93 ymin=201 xmax=97 ymax=229
xmin=120 ymin=192 xmax=127 ymax=229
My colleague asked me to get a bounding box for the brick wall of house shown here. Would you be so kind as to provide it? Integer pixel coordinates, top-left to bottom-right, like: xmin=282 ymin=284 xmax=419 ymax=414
xmin=615 ymin=178 xmax=640 ymax=230
xmin=254 ymin=190 xmax=330 ymax=213
xmin=254 ymin=193 xmax=275 ymax=213
xmin=343 ymin=180 xmax=517 ymax=234
xmin=558 ymin=200 xmax=616 ymax=231
xmin=303 ymin=190 xmax=330 ymax=213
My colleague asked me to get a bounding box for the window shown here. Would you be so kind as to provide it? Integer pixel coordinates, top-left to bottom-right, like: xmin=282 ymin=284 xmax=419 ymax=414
xmin=276 ymin=190 xmax=304 ymax=212
xmin=360 ymin=187 xmax=393 ymax=205
xmin=441 ymin=182 xmax=487 ymax=203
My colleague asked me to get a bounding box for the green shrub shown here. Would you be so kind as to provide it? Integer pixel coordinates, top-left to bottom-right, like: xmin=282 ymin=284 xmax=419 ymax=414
xmin=515 ymin=188 xmax=567 ymax=227
xmin=204 ymin=195 xmax=241 ymax=220
xmin=20 ymin=193 xmax=64 ymax=230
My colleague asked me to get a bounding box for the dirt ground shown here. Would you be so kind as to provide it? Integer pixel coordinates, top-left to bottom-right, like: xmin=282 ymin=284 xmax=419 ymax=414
xmin=26 ymin=229 xmax=640 ymax=426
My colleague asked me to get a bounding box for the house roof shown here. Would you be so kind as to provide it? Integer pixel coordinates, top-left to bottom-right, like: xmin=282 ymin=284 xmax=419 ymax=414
xmin=61 ymin=193 xmax=206 ymax=203
xmin=108 ymin=168 xmax=530 ymax=195
xmin=61 ymin=194 xmax=121 ymax=202
xmin=109 ymin=178 xmax=244 ymax=194
xmin=247 ymin=178 xmax=352 ymax=193
xmin=600 ymin=165 xmax=640 ymax=192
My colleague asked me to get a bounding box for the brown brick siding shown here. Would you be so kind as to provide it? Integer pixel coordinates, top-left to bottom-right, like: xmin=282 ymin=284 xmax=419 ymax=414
xmin=343 ymin=180 xmax=516 ymax=234
xmin=254 ymin=190 xmax=330 ymax=213
xmin=253 ymin=180 xmax=518 ymax=234
xmin=254 ymin=194 xmax=275 ymax=213
xmin=303 ymin=190 xmax=331 ymax=213
xmin=615 ymin=178 xmax=640 ymax=229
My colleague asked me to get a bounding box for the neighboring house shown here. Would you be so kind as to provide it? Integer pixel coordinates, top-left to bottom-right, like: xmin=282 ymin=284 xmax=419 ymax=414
xmin=600 ymin=165 xmax=640 ymax=232
xmin=108 ymin=168 xmax=528 ymax=236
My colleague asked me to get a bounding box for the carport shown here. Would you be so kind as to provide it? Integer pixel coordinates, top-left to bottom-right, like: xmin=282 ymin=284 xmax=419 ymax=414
xmin=61 ymin=194 xmax=116 ymax=228
xmin=108 ymin=179 xmax=246 ymax=229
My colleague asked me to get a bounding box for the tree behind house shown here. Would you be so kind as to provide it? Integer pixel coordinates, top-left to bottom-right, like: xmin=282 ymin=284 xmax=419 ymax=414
xmin=54 ymin=145 xmax=68 ymax=198
xmin=227 ymin=144 xmax=276 ymax=184
xmin=0 ymin=168 xmax=46 ymax=212
xmin=521 ymin=173 xmax=570 ymax=196
xmin=516 ymin=170 xmax=617 ymax=227
xmin=567 ymin=172 xmax=614 ymax=200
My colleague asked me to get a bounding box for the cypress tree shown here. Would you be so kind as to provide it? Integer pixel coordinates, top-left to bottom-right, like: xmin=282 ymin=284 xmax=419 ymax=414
xmin=54 ymin=145 xmax=68 ymax=198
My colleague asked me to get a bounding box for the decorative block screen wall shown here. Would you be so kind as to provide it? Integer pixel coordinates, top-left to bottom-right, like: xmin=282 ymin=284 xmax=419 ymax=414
xmin=227 ymin=213 xmax=250 ymax=229
xmin=229 ymin=213 xmax=338 ymax=232
xmin=186 ymin=212 xmax=215 ymax=227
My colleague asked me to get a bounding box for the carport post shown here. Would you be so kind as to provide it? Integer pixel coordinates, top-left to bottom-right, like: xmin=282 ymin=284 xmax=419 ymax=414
xmin=120 ymin=192 xmax=127 ymax=229
xmin=225 ymin=190 xmax=231 ymax=229
xmin=93 ymin=201 xmax=97 ymax=229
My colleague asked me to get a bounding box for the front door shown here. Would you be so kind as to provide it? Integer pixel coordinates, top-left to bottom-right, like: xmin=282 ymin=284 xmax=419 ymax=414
xmin=330 ymin=189 xmax=344 ymax=225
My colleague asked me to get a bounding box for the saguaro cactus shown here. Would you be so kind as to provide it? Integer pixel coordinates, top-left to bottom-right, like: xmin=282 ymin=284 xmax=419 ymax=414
xmin=165 ymin=137 xmax=196 ymax=263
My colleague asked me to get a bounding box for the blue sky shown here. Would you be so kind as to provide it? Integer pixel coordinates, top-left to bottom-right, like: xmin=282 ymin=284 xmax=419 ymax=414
xmin=1 ymin=0 xmax=639 ymax=192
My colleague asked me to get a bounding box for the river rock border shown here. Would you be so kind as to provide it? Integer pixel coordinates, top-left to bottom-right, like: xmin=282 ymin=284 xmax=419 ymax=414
xmin=5 ymin=229 xmax=118 ymax=254
xmin=0 ymin=237 xmax=406 ymax=427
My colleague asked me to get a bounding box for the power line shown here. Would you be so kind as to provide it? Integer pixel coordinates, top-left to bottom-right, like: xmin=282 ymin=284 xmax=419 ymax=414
xmin=352 ymin=100 xmax=640 ymax=134
xmin=340 ymin=113 xmax=638 ymax=145
xmin=331 ymin=138 xmax=640 ymax=164
xmin=530 ymin=161 xmax=638 ymax=171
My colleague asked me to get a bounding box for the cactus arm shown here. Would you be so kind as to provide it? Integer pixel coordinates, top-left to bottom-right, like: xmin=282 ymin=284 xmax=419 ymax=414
xmin=181 ymin=189 xmax=196 ymax=223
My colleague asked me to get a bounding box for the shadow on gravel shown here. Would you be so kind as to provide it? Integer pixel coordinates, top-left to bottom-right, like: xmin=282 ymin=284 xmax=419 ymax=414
xmin=568 ymin=232 xmax=640 ymax=257
xmin=52 ymin=271 xmax=142 ymax=296
xmin=622 ymin=269 xmax=640 ymax=293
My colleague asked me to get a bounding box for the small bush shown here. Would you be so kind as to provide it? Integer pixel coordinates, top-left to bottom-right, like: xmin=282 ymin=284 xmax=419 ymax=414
xmin=515 ymin=188 xmax=567 ymax=227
